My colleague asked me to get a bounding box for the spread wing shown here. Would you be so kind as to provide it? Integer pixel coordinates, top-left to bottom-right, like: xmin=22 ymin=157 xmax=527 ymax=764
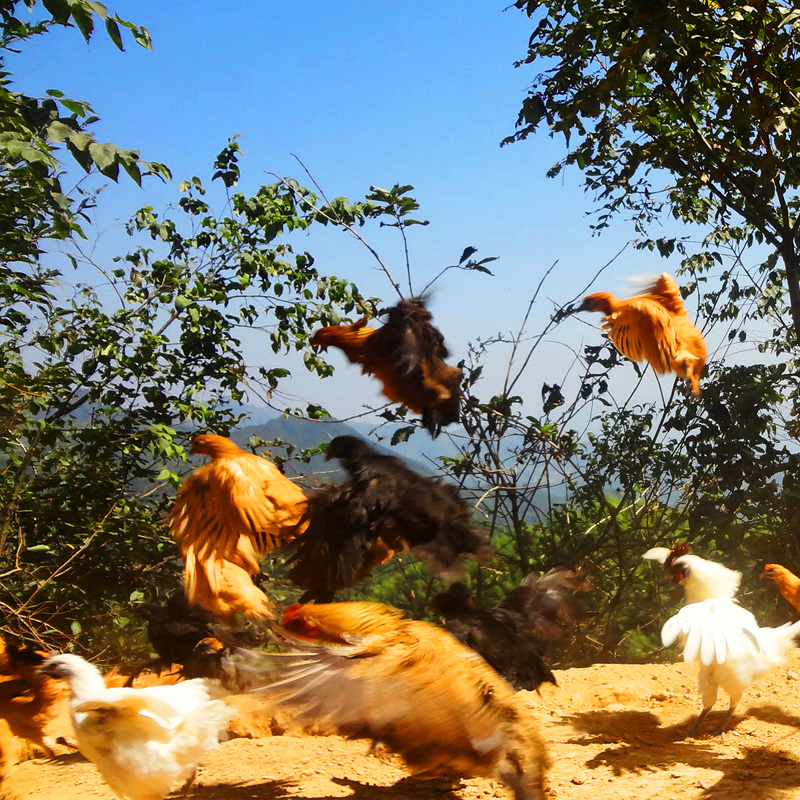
xmin=661 ymin=599 xmax=761 ymax=666
xmin=168 ymin=451 xmax=308 ymax=571
xmin=645 ymin=273 xmax=688 ymax=316
xmin=247 ymin=620 xmax=516 ymax=773
xmin=167 ymin=448 xmax=308 ymax=619
xmin=75 ymin=692 xmax=184 ymax=736
xmin=286 ymin=484 xmax=396 ymax=603
xmin=499 ymin=566 xmax=591 ymax=642
xmin=605 ymin=299 xmax=679 ymax=374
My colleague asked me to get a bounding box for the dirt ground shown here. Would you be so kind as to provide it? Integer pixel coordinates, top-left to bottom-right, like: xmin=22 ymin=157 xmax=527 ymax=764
xmin=5 ymin=652 xmax=800 ymax=800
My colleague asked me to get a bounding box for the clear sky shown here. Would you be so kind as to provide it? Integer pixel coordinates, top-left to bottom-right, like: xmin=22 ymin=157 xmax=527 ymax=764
xmin=13 ymin=1 xmax=708 ymax=420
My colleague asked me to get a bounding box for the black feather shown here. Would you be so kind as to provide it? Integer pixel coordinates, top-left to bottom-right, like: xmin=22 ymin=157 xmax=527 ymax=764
xmin=431 ymin=567 xmax=590 ymax=691
xmin=430 ymin=584 xmax=555 ymax=692
xmin=287 ymin=436 xmax=492 ymax=602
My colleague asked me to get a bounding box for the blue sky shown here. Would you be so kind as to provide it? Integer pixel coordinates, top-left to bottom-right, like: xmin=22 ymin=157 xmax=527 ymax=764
xmin=13 ymin=1 xmax=707 ymax=420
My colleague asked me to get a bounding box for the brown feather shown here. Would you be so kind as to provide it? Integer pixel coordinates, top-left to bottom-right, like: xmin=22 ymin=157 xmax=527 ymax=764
xmin=579 ymin=273 xmax=706 ymax=396
xmin=763 ymin=563 xmax=800 ymax=612
xmin=250 ymin=602 xmax=549 ymax=799
xmin=167 ymin=434 xmax=309 ymax=622
xmin=311 ymin=298 xmax=462 ymax=437
xmin=0 ymin=639 xmax=65 ymax=756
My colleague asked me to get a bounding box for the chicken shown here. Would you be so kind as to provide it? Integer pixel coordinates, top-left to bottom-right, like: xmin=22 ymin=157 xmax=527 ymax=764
xmin=311 ymin=297 xmax=462 ymax=437
xmin=166 ymin=433 xmax=309 ymax=623
xmin=0 ymin=638 xmax=65 ymax=756
xmin=133 ymin=593 xmax=251 ymax=688
xmin=578 ymin=273 xmax=706 ymax=396
xmin=644 ymin=545 xmax=800 ymax=735
xmin=39 ymin=653 xmax=234 ymax=800
xmin=430 ymin=566 xmax=591 ymax=691
xmin=762 ymin=563 xmax=800 ymax=612
xmin=244 ymin=602 xmax=550 ymax=800
xmin=287 ymin=435 xmax=493 ymax=602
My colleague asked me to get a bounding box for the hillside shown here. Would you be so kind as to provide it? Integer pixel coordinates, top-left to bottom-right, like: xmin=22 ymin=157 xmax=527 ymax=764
xmin=230 ymin=413 xmax=450 ymax=478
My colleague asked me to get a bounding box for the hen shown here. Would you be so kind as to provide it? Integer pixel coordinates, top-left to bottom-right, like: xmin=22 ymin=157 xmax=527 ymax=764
xmin=578 ymin=273 xmax=706 ymax=396
xmin=0 ymin=638 xmax=65 ymax=756
xmin=39 ymin=653 xmax=234 ymax=800
xmin=311 ymin=297 xmax=462 ymax=437
xmin=644 ymin=545 xmax=800 ymax=735
xmin=244 ymin=602 xmax=550 ymax=800
xmin=287 ymin=435 xmax=493 ymax=602
xmin=166 ymin=433 xmax=309 ymax=622
xmin=430 ymin=566 xmax=590 ymax=691
xmin=762 ymin=563 xmax=800 ymax=612
xmin=134 ymin=593 xmax=250 ymax=688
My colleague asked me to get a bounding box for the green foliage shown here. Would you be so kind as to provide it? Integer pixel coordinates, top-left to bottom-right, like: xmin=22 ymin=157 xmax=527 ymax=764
xmin=509 ymin=0 xmax=800 ymax=343
xmin=0 ymin=1 xmax=169 ymax=264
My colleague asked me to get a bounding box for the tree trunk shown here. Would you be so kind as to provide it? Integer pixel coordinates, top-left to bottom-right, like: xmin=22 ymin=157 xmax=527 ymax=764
xmin=782 ymin=243 xmax=800 ymax=346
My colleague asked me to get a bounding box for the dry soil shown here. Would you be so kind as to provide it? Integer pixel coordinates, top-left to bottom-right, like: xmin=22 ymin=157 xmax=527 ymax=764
xmin=5 ymin=653 xmax=800 ymax=800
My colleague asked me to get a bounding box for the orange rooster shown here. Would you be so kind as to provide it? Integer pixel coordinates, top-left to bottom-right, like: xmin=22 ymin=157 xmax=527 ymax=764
xmin=166 ymin=434 xmax=309 ymax=623
xmin=763 ymin=564 xmax=800 ymax=612
xmin=311 ymin=297 xmax=462 ymax=437
xmin=578 ymin=273 xmax=706 ymax=396
xmin=0 ymin=638 xmax=66 ymax=757
xmin=246 ymin=602 xmax=550 ymax=799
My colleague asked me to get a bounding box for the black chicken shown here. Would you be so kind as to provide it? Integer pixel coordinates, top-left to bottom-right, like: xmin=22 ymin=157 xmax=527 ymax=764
xmin=429 ymin=566 xmax=591 ymax=691
xmin=287 ymin=435 xmax=493 ymax=602
xmin=134 ymin=592 xmax=247 ymax=685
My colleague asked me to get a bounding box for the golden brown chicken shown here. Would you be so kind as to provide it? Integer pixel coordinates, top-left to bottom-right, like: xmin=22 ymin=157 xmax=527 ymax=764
xmin=578 ymin=273 xmax=706 ymax=396
xmin=166 ymin=434 xmax=309 ymax=623
xmin=763 ymin=564 xmax=800 ymax=612
xmin=311 ymin=297 xmax=462 ymax=437
xmin=246 ymin=602 xmax=550 ymax=800
xmin=0 ymin=638 xmax=66 ymax=756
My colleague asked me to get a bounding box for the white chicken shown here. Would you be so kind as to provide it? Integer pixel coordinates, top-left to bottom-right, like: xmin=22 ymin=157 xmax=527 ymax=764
xmin=39 ymin=654 xmax=234 ymax=800
xmin=644 ymin=546 xmax=800 ymax=735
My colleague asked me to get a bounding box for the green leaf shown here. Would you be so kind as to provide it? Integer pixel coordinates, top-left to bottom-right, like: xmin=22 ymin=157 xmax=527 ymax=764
xmin=88 ymin=141 xmax=118 ymax=172
xmin=41 ymin=0 xmax=70 ymax=23
xmin=70 ymin=4 xmax=95 ymax=41
xmin=104 ymin=17 xmax=123 ymax=50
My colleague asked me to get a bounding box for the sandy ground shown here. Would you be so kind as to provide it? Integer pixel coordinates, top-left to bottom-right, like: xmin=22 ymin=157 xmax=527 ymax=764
xmin=5 ymin=653 xmax=800 ymax=800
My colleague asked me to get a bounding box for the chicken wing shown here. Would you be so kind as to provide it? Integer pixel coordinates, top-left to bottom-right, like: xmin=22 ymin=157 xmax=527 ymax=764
xmin=579 ymin=273 xmax=706 ymax=396
xmin=245 ymin=602 xmax=550 ymax=800
xmin=287 ymin=435 xmax=492 ymax=602
xmin=40 ymin=653 xmax=234 ymax=800
xmin=644 ymin=546 xmax=800 ymax=735
xmin=166 ymin=434 xmax=308 ymax=622
xmin=311 ymin=297 xmax=462 ymax=437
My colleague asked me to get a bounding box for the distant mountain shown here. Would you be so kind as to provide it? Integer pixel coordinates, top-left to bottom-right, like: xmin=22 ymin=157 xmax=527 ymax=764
xmin=231 ymin=414 xmax=449 ymax=479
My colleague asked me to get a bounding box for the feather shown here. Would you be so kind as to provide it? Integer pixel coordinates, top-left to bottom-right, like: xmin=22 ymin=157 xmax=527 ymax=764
xmin=579 ymin=273 xmax=706 ymax=396
xmin=39 ymin=654 xmax=234 ymax=800
xmin=431 ymin=566 xmax=590 ymax=691
xmin=763 ymin=563 xmax=800 ymax=612
xmin=244 ymin=602 xmax=550 ymax=800
xmin=0 ymin=638 xmax=65 ymax=756
xmin=287 ymin=436 xmax=492 ymax=602
xmin=167 ymin=434 xmax=308 ymax=622
xmin=645 ymin=548 xmax=800 ymax=734
xmin=311 ymin=297 xmax=462 ymax=438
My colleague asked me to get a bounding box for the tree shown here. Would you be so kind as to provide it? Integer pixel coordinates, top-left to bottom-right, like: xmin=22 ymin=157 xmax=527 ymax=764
xmin=507 ymin=0 xmax=800 ymax=347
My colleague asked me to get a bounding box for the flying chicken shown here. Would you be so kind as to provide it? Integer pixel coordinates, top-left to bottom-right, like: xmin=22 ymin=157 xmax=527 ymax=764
xmin=578 ymin=273 xmax=706 ymax=396
xmin=311 ymin=297 xmax=462 ymax=437
xmin=166 ymin=434 xmax=308 ymax=623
